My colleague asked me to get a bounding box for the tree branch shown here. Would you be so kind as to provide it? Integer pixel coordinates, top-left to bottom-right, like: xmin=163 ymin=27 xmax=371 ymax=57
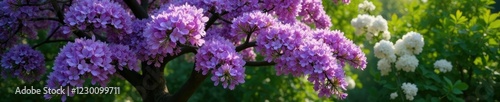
xmin=168 ymin=66 xmax=209 ymax=102
xmin=245 ymin=61 xmax=276 ymax=66
xmin=205 ymin=11 xmax=219 ymax=31
xmin=236 ymin=41 xmax=256 ymax=52
xmin=141 ymin=0 xmax=149 ymax=12
xmin=33 ymin=26 xmax=61 ymax=48
xmin=30 ymin=17 xmax=60 ymax=21
xmin=116 ymin=67 xmax=144 ymax=88
xmin=32 ymin=39 xmax=71 ymax=48
xmin=124 ymin=0 xmax=149 ymax=19
xmin=50 ymin=0 xmax=65 ymax=24
xmin=0 ymin=22 xmax=22 ymax=45
xmin=133 ymin=46 xmax=197 ymax=102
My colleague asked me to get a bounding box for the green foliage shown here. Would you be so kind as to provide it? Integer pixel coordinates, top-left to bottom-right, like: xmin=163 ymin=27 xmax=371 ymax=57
xmin=329 ymin=0 xmax=499 ymax=101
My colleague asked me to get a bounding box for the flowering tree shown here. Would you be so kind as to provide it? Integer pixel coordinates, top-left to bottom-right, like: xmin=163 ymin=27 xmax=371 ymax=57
xmin=0 ymin=0 xmax=367 ymax=101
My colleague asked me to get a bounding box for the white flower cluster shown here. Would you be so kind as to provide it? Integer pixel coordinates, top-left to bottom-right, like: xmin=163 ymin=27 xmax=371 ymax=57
xmin=374 ymin=40 xmax=397 ymax=76
xmin=401 ymin=82 xmax=418 ymax=101
xmin=351 ymin=15 xmax=390 ymax=41
xmin=434 ymin=59 xmax=452 ymax=73
xmin=394 ymin=32 xmax=424 ymax=72
xmin=395 ymin=32 xmax=425 ymax=56
xmin=374 ymin=40 xmax=396 ymax=61
xmin=358 ymin=0 xmax=375 ymax=14
xmin=377 ymin=58 xmax=392 ymax=76
xmin=395 ymin=55 xmax=419 ymax=72
xmin=390 ymin=92 xmax=398 ymax=99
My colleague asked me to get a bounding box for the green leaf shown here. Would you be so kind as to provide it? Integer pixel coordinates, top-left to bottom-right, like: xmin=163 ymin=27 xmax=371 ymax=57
xmin=430 ymin=74 xmax=442 ymax=82
xmin=431 ymin=97 xmax=440 ymax=102
xmin=383 ymin=84 xmax=396 ymax=90
xmin=454 ymin=81 xmax=469 ymax=90
xmin=489 ymin=20 xmax=500 ymax=29
xmin=426 ymin=85 xmax=439 ymax=91
xmin=443 ymin=76 xmax=453 ymax=87
xmin=487 ymin=12 xmax=499 ymax=23
xmin=453 ymin=98 xmax=465 ymax=102
xmin=391 ymin=13 xmax=398 ymax=21
xmin=451 ymin=10 xmax=467 ymax=24
xmin=452 ymin=89 xmax=463 ymax=94
xmin=456 ymin=10 xmax=463 ymax=19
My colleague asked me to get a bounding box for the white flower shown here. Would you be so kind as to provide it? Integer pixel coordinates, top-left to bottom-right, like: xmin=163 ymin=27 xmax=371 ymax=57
xmin=377 ymin=58 xmax=392 ymax=76
xmin=401 ymin=82 xmax=418 ymax=101
xmin=394 ymin=39 xmax=412 ymax=56
xmin=402 ymin=31 xmax=424 ymax=55
xmin=374 ymin=40 xmax=396 ymax=62
xmin=434 ymin=59 xmax=452 ymax=73
xmin=351 ymin=14 xmax=375 ymax=36
xmin=346 ymin=76 xmax=356 ymax=89
xmin=395 ymin=55 xmax=419 ymax=72
xmin=358 ymin=0 xmax=376 ymax=14
xmin=394 ymin=31 xmax=424 ymax=56
xmin=367 ymin=15 xmax=388 ymax=34
xmin=382 ymin=31 xmax=391 ymax=40
xmin=390 ymin=92 xmax=398 ymax=99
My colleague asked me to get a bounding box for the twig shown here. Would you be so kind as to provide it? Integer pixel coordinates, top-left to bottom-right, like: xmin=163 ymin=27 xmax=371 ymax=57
xmin=236 ymin=41 xmax=256 ymax=52
xmin=245 ymin=61 xmax=276 ymax=66
xmin=124 ymin=0 xmax=149 ymax=19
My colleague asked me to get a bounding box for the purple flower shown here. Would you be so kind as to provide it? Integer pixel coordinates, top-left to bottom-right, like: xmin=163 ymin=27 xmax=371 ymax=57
xmin=229 ymin=11 xmax=277 ymax=43
xmin=109 ymin=44 xmax=140 ymax=72
xmin=313 ymin=29 xmax=367 ymax=70
xmin=45 ymin=37 xmax=114 ymax=101
xmin=0 ymin=0 xmax=53 ymax=50
xmin=195 ymin=36 xmax=246 ymax=90
xmin=256 ymin=23 xmax=309 ymax=62
xmin=262 ymin=0 xmax=302 ymax=23
xmin=62 ymin=0 xmax=134 ymax=43
xmin=299 ymin=0 xmax=332 ymax=29
xmin=254 ymin=22 xmax=365 ymax=98
xmin=143 ymin=3 xmax=208 ymax=67
xmin=1 ymin=44 xmax=46 ymax=82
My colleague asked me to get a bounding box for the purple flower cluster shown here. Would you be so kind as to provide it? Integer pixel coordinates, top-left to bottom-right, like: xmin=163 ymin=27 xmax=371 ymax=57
xmin=308 ymin=71 xmax=348 ymax=99
xmin=1 ymin=44 xmax=45 ymax=82
xmin=313 ymin=29 xmax=367 ymax=70
xmin=274 ymin=40 xmax=336 ymax=76
xmin=51 ymin=37 xmax=114 ymax=86
xmin=170 ymin=0 xmax=259 ymax=17
xmin=0 ymin=0 xmax=52 ymax=50
xmin=256 ymin=23 xmax=309 ymax=62
xmin=206 ymin=22 xmax=232 ymax=40
xmin=109 ymin=44 xmax=139 ymax=72
xmin=44 ymin=37 xmax=140 ymax=101
xmin=240 ymin=47 xmax=256 ymax=61
xmin=62 ymin=0 xmax=133 ymax=43
xmin=120 ymin=19 xmax=150 ymax=61
xmin=195 ymin=36 xmax=246 ymax=90
xmin=45 ymin=37 xmax=114 ymax=101
xmin=229 ymin=11 xmax=277 ymax=43
xmin=262 ymin=0 xmax=302 ymax=23
xmin=299 ymin=0 xmax=332 ymax=29
xmin=255 ymin=22 xmax=365 ymax=98
xmin=143 ymin=3 xmax=208 ymax=67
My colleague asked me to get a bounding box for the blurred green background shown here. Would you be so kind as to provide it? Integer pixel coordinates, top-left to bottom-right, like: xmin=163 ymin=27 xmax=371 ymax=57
xmin=1 ymin=0 xmax=499 ymax=101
